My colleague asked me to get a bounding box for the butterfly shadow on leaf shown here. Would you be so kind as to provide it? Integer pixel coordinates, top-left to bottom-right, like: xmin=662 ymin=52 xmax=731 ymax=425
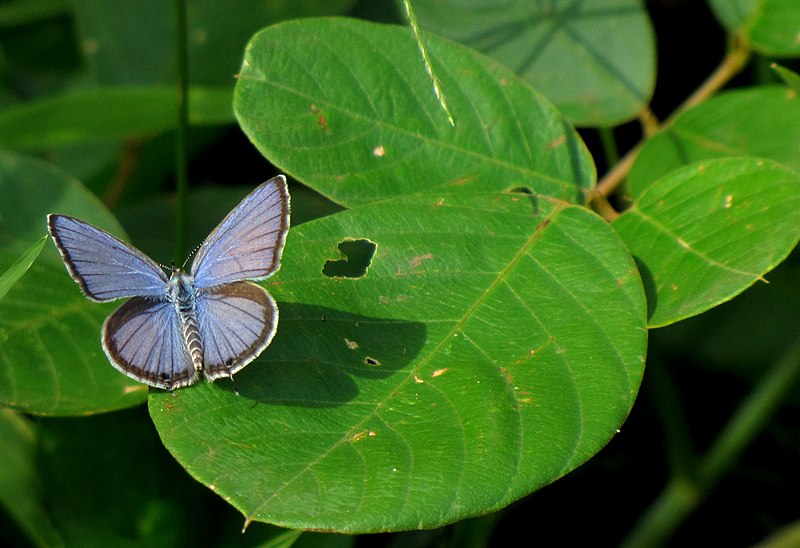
xmin=230 ymin=302 xmax=427 ymax=407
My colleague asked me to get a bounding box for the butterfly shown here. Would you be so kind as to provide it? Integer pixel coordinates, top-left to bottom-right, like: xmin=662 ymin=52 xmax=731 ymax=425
xmin=47 ymin=175 xmax=290 ymax=390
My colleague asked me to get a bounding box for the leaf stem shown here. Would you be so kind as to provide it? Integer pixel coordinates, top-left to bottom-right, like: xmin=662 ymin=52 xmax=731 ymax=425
xmin=174 ymin=0 xmax=190 ymax=262
xmin=592 ymin=34 xmax=751 ymax=207
xmin=621 ymin=331 xmax=800 ymax=548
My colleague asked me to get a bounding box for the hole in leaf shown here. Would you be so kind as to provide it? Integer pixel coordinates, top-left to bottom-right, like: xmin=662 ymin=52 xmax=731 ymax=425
xmin=506 ymin=186 xmax=539 ymax=214
xmin=508 ymin=186 xmax=534 ymax=195
xmin=322 ymin=238 xmax=377 ymax=278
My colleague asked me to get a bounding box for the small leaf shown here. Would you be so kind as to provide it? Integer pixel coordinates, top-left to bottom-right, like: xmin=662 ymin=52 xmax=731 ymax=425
xmin=0 ymin=87 xmax=233 ymax=150
xmin=0 ymin=235 xmax=46 ymax=301
xmin=627 ymin=87 xmax=800 ymax=196
xmin=234 ymin=18 xmax=594 ymax=207
xmin=150 ymin=190 xmax=646 ymax=532
xmin=709 ymin=0 xmax=800 ymax=56
xmin=408 ymin=0 xmax=656 ymax=125
xmin=771 ymin=63 xmax=800 ymax=93
xmin=614 ymin=158 xmax=800 ymax=328
xmin=0 ymin=151 xmax=147 ymax=414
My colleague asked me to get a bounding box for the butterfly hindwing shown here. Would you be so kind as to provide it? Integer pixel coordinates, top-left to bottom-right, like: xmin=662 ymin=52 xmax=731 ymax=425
xmin=102 ymin=297 xmax=198 ymax=390
xmin=191 ymin=176 xmax=290 ymax=288
xmin=48 ymin=214 xmax=168 ymax=302
xmin=197 ymin=281 xmax=278 ymax=381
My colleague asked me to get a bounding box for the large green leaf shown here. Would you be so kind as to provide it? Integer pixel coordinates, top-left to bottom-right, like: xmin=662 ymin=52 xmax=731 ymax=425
xmin=709 ymin=0 xmax=800 ymax=56
xmin=614 ymin=158 xmax=800 ymax=328
xmin=71 ymin=0 xmax=357 ymax=86
xmin=0 ymin=151 xmax=147 ymax=414
xmin=626 ymin=87 xmax=800 ymax=197
xmin=234 ymin=17 xmax=594 ymax=207
xmin=0 ymin=0 xmax=69 ymax=27
xmin=0 ymin=86 xmax=233 ymax=150
xmin=36 ymin=408 xmax=293 ymax=547
xmin=408 ymin=0 xmax=655 ymax=126
xmin=0 ymin=409 xmax=61 ymax=547
xmin=150 ymin=190 xmax=647 ymax=532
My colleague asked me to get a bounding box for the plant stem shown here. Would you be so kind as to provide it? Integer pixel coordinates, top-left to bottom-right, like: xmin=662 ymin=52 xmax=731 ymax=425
xmin=174 ymin=0 xmax=189 ymax=262
xmin=621 ymin=332 xmax=800 ymax=548
xmin=593 ymin=35 xmax=751 ymax=203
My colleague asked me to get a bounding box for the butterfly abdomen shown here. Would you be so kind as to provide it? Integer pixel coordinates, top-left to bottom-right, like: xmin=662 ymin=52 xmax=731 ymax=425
xmin=181 ymin=312 xmax=204 ymax=372
xmin=169 ymin=270 xmax=205 ymax=372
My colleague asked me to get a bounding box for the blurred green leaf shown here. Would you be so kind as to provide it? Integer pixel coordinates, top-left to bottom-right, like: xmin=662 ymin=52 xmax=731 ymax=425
xmin=0 ymin=409 xmax=62 ymax=548
xmin=614 ymin=158 xmax=800 ymax=328
xmin=709 ymin=0 xmax=800 ymax=56
xmin=0 ymin=86 xmax=233 ymax=150
xmin=150 ymin=190 xmax=646 ymax=532
xmin=627 ymin=87 xmax=800 ymax=197
xmin=652 ymin=260 xmax=800 ymax=391
xmin=37 ymin=408 xmax=265 ymax=547
xmin=0 ymin=151 xmax=147 ymax=414
xmin=407 ymin=0 xmax=655 ymax=126
xmin=0 ymin=0 xmax=69 ymax=27
xmin=234 ymin=17 xmax=594 ymax=207
xmin=0 ymin=234 xmax=45 ymax=301
xmin=707 ymin=0 xmax=756 ymax=29
xmin=71 ymin=0 xmax=357 ymax=86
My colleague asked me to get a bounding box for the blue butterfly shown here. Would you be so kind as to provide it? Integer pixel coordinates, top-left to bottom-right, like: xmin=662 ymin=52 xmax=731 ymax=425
xmin=47 ymin=175 xmax=290 ymax=390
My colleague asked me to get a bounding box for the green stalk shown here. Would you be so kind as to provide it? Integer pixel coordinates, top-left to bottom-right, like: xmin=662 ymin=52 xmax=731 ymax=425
xmin=174 ymin=0 xmax=189 ymax=262
xmin=622 ymin=333 xmax=800 ymax=548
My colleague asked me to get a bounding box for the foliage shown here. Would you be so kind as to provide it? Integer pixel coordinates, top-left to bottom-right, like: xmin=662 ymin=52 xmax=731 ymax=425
xmin=0 ymin=0 xmax=798 ymax=546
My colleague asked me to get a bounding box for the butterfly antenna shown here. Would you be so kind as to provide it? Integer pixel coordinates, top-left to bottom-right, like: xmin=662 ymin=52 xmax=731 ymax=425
xmin=182 ymin=242 xmax=203 ymax=270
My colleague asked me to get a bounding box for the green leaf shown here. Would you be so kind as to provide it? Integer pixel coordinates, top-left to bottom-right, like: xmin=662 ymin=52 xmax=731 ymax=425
xmin=613 ymin=158 xmax=800 ymax=328
xmin=0 ymin=235 xmax=46 ymax=301
xmin=234 ymin=17 xmax=594 ymax=207
xmin=150 ymin=190 xmax=647 ymax=532
xmin=0 ymin=409 xmax=62 ymax=548
xmin=0 ymin=0 xmax=69 ymax=27
xmin=0 ymin=86 xmax=233 ymax=150
xmin=0 ymin=151 xmax=147 ymax=414
xmin=709 ymin=0 xmax=800 ymax=56
xmin=707 ymin=0 xmax=756 ymax=30
xmin=37 ymin=408 xmax=276 ymax=547
xmin=408 ymin=0 xmax=656 ymax=125
xmin=627 ymin=87 xmax=800 ymax=197
xmin=71 ymin=0 xmax=357 ymax=86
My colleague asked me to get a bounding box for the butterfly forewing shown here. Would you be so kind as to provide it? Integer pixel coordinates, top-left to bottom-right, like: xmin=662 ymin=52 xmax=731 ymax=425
xmin=197 ymin=281 xmax=278 ymax=381
xmin=102 ymin=298 xmax=198 ymax=390
xmin=191 ymin=175 xmax=290 ymax=288
xmin=48 ymin=215 xmax=168 ymax=302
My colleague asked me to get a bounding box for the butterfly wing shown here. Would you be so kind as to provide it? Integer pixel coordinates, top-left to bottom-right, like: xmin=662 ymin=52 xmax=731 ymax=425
xmin=102 ymin=297 xmax=199 ymax=390
xmin=48 ymin=214 xmax=168 ymax=302
xmin=196 ymin=281 xmax=278 ymax=381
xmin=191 ymin=175 xmax=290 ymax=288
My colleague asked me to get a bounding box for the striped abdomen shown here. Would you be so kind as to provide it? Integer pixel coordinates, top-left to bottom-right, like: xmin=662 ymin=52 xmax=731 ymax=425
xmin=181 ymin=310 xmax=204 ymax=372
xmin=169 ymin=270 xmax=204 ymax=372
